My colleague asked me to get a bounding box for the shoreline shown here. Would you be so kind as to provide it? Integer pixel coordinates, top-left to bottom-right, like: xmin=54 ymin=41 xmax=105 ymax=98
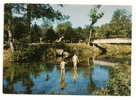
xmin=3 ymin=43 xmax=131 ymax=65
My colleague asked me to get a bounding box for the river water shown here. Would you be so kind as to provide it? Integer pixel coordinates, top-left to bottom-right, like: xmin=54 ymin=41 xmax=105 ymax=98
xmin=3 ymin=56 xmax=130 ymax=95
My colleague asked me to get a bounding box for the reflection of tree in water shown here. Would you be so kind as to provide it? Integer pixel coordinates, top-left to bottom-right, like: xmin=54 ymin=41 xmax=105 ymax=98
xmin=86 ymin=65 xmax=97 ymax=93
xmin=3 ymin=62 xmax=49 ymax=93
xmin=3 ymin=56 xmax=111 ymax=94
xmin=3 ymin=66 xmax=15 ymax=93
xmin=87 ymin=64 xmax=110 ymax=94
xmin=42 ymin=63 xmax=54 ymax=81
xmin=87 ymin=77 xmax=97 ymax=93
xmin=77 ymin=61 xmax=92 ymax=79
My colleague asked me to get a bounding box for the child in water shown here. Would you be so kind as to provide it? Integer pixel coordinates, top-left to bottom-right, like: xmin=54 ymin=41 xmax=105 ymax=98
xmin=72 ymin=54 xmax=79 ymax=81
xmin=72 ymin=54 xmax=79 ymax=69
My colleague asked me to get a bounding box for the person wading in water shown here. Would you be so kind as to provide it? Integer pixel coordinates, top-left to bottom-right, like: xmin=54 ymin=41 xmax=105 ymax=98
xmin=72 ymin=54 xmax=79 ymax=81
xmin=72 ymin=54 xmax=79 ymax=70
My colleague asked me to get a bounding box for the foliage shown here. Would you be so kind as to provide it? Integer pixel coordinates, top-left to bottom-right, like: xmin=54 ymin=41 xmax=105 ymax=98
xmin=95 ymin=9 xmax=131 ymax=38
xmin=87 ymin=5 xmax=104 ymax=43
xmin=4 ymin=4 xmax=26 ymax=52
xmin=13 ymin=43 xmax=46 ymax=62
xmin=45 ymin=27 xmax=58 ymax=42
xmin=4 ymin=3 xmax=66 ymax=52
xmin=56 ymin=22 xmax=90 ymax=43
xmin=91 ymin=44 xmax=131 ymax=96
xmin=89 ymin=6 xmax=104 ymax=26
xmin=31 ymin=23 xmax=42 ymax=42
xmin=26 ymin=4 xmax=66 ymax=42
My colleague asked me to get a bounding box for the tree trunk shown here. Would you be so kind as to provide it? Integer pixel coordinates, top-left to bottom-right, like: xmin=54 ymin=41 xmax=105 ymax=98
xmin=8 ymin=26 xmax=14 ymax=53
xmin=88 ymin=30 xmax=92 ymax=45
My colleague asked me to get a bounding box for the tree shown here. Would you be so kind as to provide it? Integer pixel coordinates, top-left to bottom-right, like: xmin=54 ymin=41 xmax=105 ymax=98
xmin=56 ymin=21 xmax=72 ymax=42
xmin=4 ymin=4 xmax=25 ymax=53
xmin=88 ymin=5 xmax=104 ymax=45
xmin=74 ymin=27 xmax=87 ymax=42
xmin=12 ymin=17 xmax=28 ymax=41
xmin=46 ymin=27 xmax=58 ymax=42
xmin=94 ymin=24 xmax=112 ymax=38
xmin=63 ymin=26 xmax=75 ymax=42
xmin=110 ymin=9 xmax=131 ymax=38
xmin=95 ymin=9 xmax=131 ymax=38
xmin=4 ymin=4 xmax=66 ymax=53
xmin=31 ymin=23 xmax=42 ymax=42
xmin=26 ymin=4 xmax=66 ymax=42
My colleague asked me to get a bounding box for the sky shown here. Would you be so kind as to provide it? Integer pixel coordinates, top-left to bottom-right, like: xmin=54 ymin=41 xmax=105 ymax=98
xmin=34 ymin=4 xmax=131 ymax=28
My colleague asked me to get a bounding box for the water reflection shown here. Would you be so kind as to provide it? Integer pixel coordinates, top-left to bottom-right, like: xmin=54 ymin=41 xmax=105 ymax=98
xmin=72 ymin=66 xmax=78 ymax=81
xmin=3 ymin=57 xmax=111 ymax=94
xmin=91 ymin=66 xmax=109 ymax=88
xmin=14 ymin=81 xmax=27 ymax=93
xmin=60 ymin=61 xmax=66 ymax=90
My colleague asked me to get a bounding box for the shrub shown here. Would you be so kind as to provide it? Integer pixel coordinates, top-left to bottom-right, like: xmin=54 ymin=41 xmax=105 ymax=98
xmin=13 ymin=43 xmax=46 ymax=62
xmin=92 ymin=64 xmax=131 ymax=96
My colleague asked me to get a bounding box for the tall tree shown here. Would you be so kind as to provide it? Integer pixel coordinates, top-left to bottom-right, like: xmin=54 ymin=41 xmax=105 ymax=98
xmin=88 ymin=5 xmax=104 ymax=45
xmin=4 ymin=4 xmax=13 ymax=52
xmin=4 ymin=4 xmax=25 ymax=53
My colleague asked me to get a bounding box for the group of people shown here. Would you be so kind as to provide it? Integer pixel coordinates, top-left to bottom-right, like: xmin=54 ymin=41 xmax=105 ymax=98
xmin=60 ymin=54 xmax=79 ymax=89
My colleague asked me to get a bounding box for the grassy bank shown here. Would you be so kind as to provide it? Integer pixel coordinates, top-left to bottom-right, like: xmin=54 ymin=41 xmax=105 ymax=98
xmin=64 ymin=43 xmax=100 ymax=59
xmin=3 ymin=43 xmax=131 ymax=64
xmin=97 ymin=44 xmax=131 ymax=60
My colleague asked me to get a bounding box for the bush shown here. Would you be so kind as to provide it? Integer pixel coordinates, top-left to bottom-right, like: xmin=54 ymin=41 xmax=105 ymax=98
xmin=13 ymin=43 xmax=46 ymax=62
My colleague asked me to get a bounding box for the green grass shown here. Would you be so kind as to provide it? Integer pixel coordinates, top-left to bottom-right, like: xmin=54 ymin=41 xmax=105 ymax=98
xmin=97 ymin=44 xmax=131 ymax=59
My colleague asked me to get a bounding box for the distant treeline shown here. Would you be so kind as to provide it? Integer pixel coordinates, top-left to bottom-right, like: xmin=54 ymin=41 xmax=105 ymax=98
xmin=4 ymin=4 xmax=131 ymax=48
